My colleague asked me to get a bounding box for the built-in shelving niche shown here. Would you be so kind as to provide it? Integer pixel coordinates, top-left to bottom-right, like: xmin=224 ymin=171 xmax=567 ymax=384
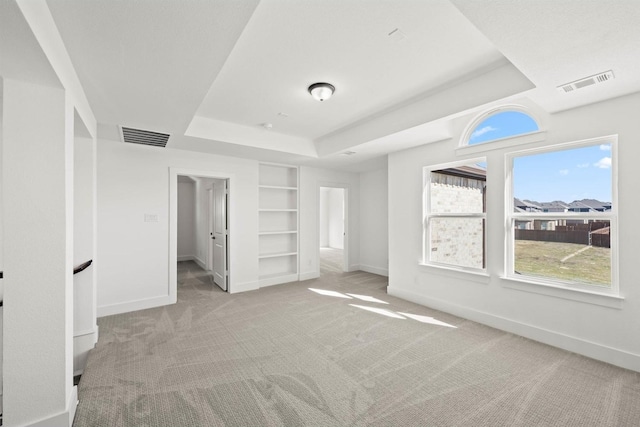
xmin=258 ymin=163 xmax=299 ymax=287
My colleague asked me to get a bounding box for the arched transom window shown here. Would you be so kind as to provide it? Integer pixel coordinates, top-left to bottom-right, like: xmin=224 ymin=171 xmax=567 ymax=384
xmin=467 ymin=110 xmax=539 ymax=146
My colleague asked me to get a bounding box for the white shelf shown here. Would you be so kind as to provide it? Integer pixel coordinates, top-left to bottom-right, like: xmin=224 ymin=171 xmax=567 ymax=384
xmin=258 ymin=251 xmax=297 ymax=259
xmin=258 ymin=162 xmax=299 ymax=288
xmin=259 ymin=230 xmax=298 ymax=235
xmin=259 ymin=185 xmax=298 ymax=191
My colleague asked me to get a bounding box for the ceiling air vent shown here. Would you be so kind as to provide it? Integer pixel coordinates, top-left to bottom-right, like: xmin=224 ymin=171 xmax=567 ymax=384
xmin=120 ymin=126 xmax=170 ymax=147
xmin=557 ymin=70 xmax=614 ymax=94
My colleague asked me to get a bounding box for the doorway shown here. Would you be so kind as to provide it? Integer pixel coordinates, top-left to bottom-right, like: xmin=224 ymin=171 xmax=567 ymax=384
xmin=319 ymin=186 xmax=347 ymax=274
xmin=171 ymin=168 xmax=231 ymax=301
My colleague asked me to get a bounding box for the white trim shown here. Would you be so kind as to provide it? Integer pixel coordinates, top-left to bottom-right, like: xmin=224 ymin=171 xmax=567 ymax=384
xmin=229 ymin=281 xmax=259 ymax=294
xmin=418 ymin=263 xmax=490 ymax=283
xmin=73 ymin=328 xmax=98 ymax=376
xmin=73 ymin=326 xmax=98 ymax=339
xmin=457 ymin=131 xmax=546 ymax=156
xmin=177 ymin=254 xmax=195 ymax=262
xmin=259 ymin=273 xmax=299 ymax=287
xmin=25 ymin=386 xmax=78 ymax=427
xmin=193 ymin=256 xmax=207 ymax=271
xmin=359 ymin=264 xmax=389 ymax=277
xmin=170 ymin=168 xmax=235 ymax=296
xmin=98 ymin=295 xmax=174 ymax=317
xmin=387 ymin=286 xmax=640 ymax=372
xmin=299 ymin=271 xmax=320 ymax=281
xmin=500 ymin=276 xmax=623 ymax=309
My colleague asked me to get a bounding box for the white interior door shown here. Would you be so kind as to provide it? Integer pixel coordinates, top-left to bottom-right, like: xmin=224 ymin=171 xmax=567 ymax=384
xmin=213 ymin=181 xmax=227 ymax=290
xmin=207 ymin=188 xmax=214 ymax=271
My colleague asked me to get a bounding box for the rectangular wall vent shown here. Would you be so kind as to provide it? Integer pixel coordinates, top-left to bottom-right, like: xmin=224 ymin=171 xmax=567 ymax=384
xmin=557 ymin=70 xmax=614 ymax=94
xmin=120 ymin=126 xmax=170 ymax=147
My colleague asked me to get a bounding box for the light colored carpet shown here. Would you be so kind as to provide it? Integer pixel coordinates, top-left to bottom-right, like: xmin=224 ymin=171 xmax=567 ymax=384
xmin=320 ymin=247 xmax=343 ymax=274
xmin=73 ymin=261 xmax=640 ymax=426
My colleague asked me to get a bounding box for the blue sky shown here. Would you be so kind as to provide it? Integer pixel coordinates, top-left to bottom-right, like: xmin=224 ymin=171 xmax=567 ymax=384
xmin=470 ymin=111 xmax=613 ymax=203
xmin=469 ymin=111 xmax=538 ymax=144
xmin=513 ymin=144 xmax=612 ymax=203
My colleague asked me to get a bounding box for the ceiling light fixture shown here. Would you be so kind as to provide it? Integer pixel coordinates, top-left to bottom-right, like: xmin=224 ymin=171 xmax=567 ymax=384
xmin=308 ymin=82 xmax=335 ymax=102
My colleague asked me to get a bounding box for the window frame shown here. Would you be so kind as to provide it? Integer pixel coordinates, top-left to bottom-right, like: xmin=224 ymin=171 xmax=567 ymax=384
xmin=423 ymin=158 xmax=488 ymax=274
xmin=504 ymin=135 xmax=619 ymax=296
xmin=460 ymin=105 xmax=542 ymax=149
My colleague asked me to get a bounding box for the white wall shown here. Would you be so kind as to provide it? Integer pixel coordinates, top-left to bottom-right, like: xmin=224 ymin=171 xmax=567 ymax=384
xmin=328 ymin=188 xmax=345 ymax=249
xmin=359 ymin=167 xmax=389 ymax=276
xmin=388 ymin=92 xmax=640 ymax=372
xmin=319 ymin=188 xmax=330 ymax=247
xmin=73 ymin=134 xmax=97 ymax=376
xmin=177 ymin=181 xmax=196 ymax=260
xmin=97 ymin=140 xmax=259 ymax=315
xmin=3 ymin=79 xmax=75 ymax=427
xmin=299 ymin=167 xmax=360 ymax=279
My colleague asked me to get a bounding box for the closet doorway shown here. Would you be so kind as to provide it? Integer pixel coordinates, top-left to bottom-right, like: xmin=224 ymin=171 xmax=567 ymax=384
xmin=319 ymin=186 xmax=347 ymax=274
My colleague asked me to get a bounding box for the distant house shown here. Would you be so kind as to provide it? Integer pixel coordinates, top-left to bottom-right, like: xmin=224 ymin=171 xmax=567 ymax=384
xmin=514 ymin=198 xmax=542 ymax=212
xmin=538 ymin=201 xmax=570 ymax=213
xmin=567 ymin=199 xmax=612 ymax=212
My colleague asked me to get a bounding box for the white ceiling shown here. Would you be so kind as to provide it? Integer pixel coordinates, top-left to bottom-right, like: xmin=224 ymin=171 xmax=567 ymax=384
xmin=0 ymin=0 xmax=61 ymax=90
xmin=42 ymin=0 xmax=640 ymax=172
xmin=194 ymin=0 xmax=502 ymax=140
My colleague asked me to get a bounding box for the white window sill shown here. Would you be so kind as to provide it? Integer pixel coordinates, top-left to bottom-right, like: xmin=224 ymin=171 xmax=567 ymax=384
xmin=500 ymin=275 xmax=624 ymax=309
xmin=419 ymin=263 xmax=490 ymax=284
xmin=456 ymin=131 xmax=547 ymax=156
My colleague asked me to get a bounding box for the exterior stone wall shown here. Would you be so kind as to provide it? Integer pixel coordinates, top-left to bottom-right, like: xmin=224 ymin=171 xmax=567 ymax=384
xmin=429 ymin=173 xmax=484 ymax=268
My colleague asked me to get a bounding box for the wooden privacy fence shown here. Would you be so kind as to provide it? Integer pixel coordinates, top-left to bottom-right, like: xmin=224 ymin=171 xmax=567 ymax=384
xmin=515 ymin=229 xmax=610 ymax=248
xmin=516 ymin=230 xmax=589 ymax=245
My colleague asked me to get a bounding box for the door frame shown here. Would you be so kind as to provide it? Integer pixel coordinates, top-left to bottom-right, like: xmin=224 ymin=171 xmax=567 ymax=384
xmin=317 ymin=182 xmax=350 ymax=274
xmin=169 ymin=168 xmax=234 ymax=300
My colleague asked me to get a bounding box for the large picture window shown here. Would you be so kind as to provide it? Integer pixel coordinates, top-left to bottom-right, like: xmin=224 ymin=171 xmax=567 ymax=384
xmin=506 ymin=137 xmax=617 ymax=292
xmin=423 ymin=160 xmax=486 ymax=271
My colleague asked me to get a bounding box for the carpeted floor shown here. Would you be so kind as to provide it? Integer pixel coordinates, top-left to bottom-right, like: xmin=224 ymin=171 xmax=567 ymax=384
xmin=320 ymin=247 xmax=343 ymax=274
xmin=73 ymin=261 xmax=640 ymax=426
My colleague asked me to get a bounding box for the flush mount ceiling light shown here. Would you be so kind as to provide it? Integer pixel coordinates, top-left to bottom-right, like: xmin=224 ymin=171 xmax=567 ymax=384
xmin=308 ymin=82 xmax=335 ymax=101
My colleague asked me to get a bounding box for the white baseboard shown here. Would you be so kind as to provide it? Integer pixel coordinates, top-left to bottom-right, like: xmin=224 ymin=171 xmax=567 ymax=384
xmin=98 ymin=294 xmax=175 ymax=317
xmin=230 ymin=280 xmax=259 ymax=294
xmin=259 ymin=274 xmax=298 ymax=288
xmin=26 ymin=386 xmax=77 ymax=427
xmin=359 ymin=264 xmax=389 ymax=277
xmin=193 ymin=256 xmax=207 ymax=271
xmin=348 ymin=264 xmax=360 ymax=273
xmin=388 ymin=286 xmax=640 ymax=373
xmin=299 ymin=271 xmax=320 ymax=281
xmin=177 ymin=254 xmax=195 ymax=262
xmin=73 ymin=326 xmax=99 ymax=375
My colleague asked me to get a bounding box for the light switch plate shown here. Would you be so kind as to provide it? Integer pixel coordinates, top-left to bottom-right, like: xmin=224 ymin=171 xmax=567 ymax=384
xmin=144 ymin=214 xmax=159 ymax=223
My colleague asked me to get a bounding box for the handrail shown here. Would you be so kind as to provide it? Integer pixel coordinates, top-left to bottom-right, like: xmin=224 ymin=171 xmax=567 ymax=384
xmin=74 ymin=260 xmax=93 ymax=275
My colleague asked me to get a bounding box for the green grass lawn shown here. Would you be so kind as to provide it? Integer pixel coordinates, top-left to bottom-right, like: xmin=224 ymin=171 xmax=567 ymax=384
xmin=514 ymin=240 xmax=611 ymax=287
